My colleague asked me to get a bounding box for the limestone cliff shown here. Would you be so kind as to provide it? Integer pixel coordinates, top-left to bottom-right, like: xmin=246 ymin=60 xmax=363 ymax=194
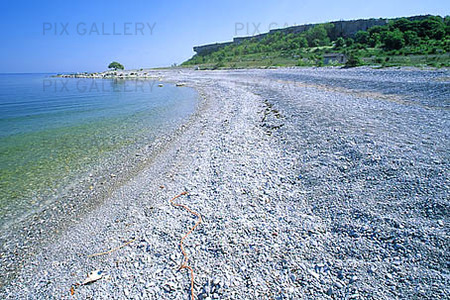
xmin=193 ymin=15 xmax=431 ymax=55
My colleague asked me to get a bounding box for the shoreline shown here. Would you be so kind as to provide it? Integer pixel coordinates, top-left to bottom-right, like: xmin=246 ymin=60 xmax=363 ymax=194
xmin=0 ymin=76 xmax=205 ymax=287
xmin=53 ymin=65 xmax=449 ymax=80
xmin=1 ymin=68 xmax=449 ymax=299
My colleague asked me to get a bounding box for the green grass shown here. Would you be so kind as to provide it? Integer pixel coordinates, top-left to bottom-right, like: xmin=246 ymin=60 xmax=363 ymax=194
xmin=182 ymin=51 xmax=450 ymax=70
xmin=182 ymin=15 xmax=450 ymax=69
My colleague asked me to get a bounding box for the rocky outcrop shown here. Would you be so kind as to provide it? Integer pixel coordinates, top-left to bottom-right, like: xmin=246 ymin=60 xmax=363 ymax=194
xmin=193 ymin=15 xmax=431 ymax=55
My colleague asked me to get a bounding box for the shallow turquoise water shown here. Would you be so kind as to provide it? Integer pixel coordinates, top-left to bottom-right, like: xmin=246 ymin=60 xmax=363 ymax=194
xmin=0 ymin=74 xmax=197 ymax=226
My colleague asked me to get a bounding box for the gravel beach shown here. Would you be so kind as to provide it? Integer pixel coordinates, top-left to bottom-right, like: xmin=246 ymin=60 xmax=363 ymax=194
xmin=1 ymin=67 xmax=449 ymax=299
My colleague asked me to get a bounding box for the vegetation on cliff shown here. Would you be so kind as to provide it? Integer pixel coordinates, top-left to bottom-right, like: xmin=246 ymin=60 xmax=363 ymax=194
xmin=182 ymin=15 xmax=450 ymax=68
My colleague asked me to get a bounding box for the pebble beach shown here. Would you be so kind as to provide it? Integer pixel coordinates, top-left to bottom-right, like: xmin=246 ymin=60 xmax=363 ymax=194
xmin=1 ymin=67 xmax=449 ymax=299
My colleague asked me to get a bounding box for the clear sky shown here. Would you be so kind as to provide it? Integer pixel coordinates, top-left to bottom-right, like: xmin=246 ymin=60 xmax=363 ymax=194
xmin=1 ymin=0 xmax=449 ymax=73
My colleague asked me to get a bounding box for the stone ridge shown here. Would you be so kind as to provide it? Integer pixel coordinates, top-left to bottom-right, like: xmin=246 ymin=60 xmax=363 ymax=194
xmin=193 ymin=15 xmax=431 ymax=55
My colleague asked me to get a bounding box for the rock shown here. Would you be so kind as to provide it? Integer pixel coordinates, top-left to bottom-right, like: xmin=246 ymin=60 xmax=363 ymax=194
xmin=334 ymin=282 xmax=344 ymax=289
xmin=327 ymin=287 xmax=333 ymax=295
xmin=163 ymin=282 xmax=177 ymax=292
xmin=308 ymin=269 xmax=320 ymax=280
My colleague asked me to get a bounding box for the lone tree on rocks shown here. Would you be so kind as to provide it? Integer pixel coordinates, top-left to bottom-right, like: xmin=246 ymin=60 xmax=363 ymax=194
xmin=108 ymin=61 xmax=124 ymax=70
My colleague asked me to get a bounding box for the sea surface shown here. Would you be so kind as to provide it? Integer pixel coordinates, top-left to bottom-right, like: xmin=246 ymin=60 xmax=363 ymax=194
xmin=0 ymin=74 xmax=198 ymax=228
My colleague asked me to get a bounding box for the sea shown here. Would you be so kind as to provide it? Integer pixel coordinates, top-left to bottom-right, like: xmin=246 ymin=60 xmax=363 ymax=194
xmin=0 ymin=73 xmax=198 ymax=228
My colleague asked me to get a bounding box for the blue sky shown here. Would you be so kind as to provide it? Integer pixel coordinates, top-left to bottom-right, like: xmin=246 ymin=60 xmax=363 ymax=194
xmin=1 ymin=0 xmax=449 ymax=73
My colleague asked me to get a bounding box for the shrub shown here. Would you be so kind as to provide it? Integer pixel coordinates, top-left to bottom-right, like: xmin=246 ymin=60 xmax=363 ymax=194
xmin=298 ymin=37 xmax=309 ymax=48
xmin=315 ymin=58 xmax=324 ymax=67
xmin=383 ymin=30 xmax=405 ymax=50
xmin=404 ymin=30 xmax=420 ymax=46
xmin=334 ymin=37 xmax=345 ymax=49
xmin=344 ymin=55 xmax=362 ymax=68
xmin=346 ymin=38 xmax=354 ymax=47
xmin=355 ymin=31 xmax=369 ymax=44
xmin=419 ymin=16 xmax=446 ymax=39
xmin=304 ymin=25 xmax=330 ymax=46
xmin=213 ymin=61 xmax=225 ymax=69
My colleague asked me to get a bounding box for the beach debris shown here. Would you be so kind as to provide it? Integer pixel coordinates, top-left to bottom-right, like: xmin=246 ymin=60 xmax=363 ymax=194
xmin=158 ymin=84 xmax=163 ymax=87
xmin=169 ymin=191 xmax=202 ymax=300
xmin=87 ymin=237 xmax=136 ymax=258
xmin=176 ymin=82 xmax=186 ymax=87
xmin=81 ymin=270 xmax=103 ymax=285
xmin=70 ymin=286 xmax=75 ymax=295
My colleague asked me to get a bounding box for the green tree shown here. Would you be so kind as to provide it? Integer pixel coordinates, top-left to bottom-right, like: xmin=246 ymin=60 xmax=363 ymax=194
xmin=391 ymin=18 xmax=413 ymax=32
xmin=445 ymin=16 xmax=450 ymax=35
xmin=355 ymin=30 xmax=369 ymax=44
xmin=346 ymin=38 xmax=354 ymax=47
xmin=404 ymin=30 xmax=420 ymax=46
xmin=383 ymin=29 xmax=405 ymax=50
xmin=368 ymin=33 xmax=381 ymax=47
xmin=368 ymin=25 xmax=388 ymax=35
xmin=298 ymin=36 xmax=308 ymax=48
xmin=334 ymin=37 xmax=345 ymax=48
xmin=108 ymin=61 xmax=124 ymax=70
xmin=304 ymin=25 xmax=329 ymax=47
xmin=419 ymin=16 xmax=445 ymax=39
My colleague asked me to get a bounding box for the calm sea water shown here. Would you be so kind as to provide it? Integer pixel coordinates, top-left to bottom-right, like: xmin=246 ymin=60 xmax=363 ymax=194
xmin=0 ymin=74 xmax=198 ymax=227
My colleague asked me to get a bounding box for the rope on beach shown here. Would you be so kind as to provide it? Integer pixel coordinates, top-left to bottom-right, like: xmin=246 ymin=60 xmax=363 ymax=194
xmin=169 ymin=191 xmax=202 ymax=300
xmin=87 ymin=238 xmax=137 ymax=258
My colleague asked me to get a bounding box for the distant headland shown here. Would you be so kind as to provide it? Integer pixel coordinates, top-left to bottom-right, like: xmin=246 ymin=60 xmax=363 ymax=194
xmin=183 ymin=15 xmax=449 ymax=69
xmin=192 ymin=15 xmax=431 ymax=55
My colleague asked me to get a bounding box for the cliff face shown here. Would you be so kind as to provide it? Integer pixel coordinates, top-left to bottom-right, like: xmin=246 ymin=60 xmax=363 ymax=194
xmin=193 ymin=15 xmax=430 ymax=55
xmin=193 ymin=42 xmax=233 ymax=56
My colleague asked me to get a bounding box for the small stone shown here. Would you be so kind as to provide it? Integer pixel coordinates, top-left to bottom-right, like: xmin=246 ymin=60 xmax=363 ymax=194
xmin=163 ymin=282 xmax=176 ymax=292
xmin=308 ymin=269 xmax=320 ymax=280
xmin=334 ymin=282 xmax=344 ymax=289
xmin=350 ymin=275 xmax=358 ymax=284
xmin=327 ymin=287 xmax=333 ymax=295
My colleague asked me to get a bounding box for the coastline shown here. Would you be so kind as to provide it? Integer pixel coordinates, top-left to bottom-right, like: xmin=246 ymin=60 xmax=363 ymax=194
xmin=1 ymin=68 xmax=449 ymax=299
xmin=0 ymin=76 xmax=205 ymax=287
